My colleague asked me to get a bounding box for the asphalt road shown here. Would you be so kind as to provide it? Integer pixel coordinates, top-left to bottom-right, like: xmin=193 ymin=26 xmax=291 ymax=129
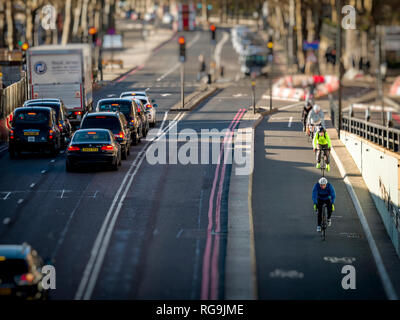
xmin=252 ymin=103 xmax=400 ymax=299
xmin=2 ymin=25 xmax=399 ymax=301
xmin=0 ymin=28 xmax=269 ymax=300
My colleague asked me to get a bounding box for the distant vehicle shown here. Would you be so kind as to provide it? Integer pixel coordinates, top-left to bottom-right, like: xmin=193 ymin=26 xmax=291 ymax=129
xmin=66 ymin=129 xmax=121 ymax=172
xmin=26 ymin=44 xmax=93 ymax=129
xmin=80 ymin=112 xmax=131 ymax=160
xmin=120 ymin=91 xmax=147 ymax=98
xmin=0 ymin=243 xmax=48 ymax=300
xmin=132 ymin=99 xmax=150 ymax=134
xmin=120 ymin=91 xmax=157 ymax=127
xmin=23 ymin=98 xmax=63 ymax=107
xmin=96 ymin=98 xmax=144 ymax=145
xmin=162 ymin=13 xmax=173 ymax=25
xmin=22 ymin=100 xmax=72 ymax=147
xmin=9 ymin=107 xmax=61 ymax=158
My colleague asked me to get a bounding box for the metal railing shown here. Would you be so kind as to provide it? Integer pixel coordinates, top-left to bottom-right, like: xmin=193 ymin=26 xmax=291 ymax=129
xmin=342 ymin=116 xmax=400 ymax=152
xmin=0 ymin=74 xmax=28 ymax=119
xmin=329 ymin=94 xmax=400 ymax=153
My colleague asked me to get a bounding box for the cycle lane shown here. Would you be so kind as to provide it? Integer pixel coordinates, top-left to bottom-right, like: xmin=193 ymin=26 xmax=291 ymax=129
xmin=252 ymin=104 xmax=391 ymax=299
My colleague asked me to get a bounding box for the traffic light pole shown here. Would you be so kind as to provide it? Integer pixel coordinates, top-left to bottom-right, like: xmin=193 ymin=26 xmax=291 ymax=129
xmin=181 ymin=62 xmax=185 ymax=109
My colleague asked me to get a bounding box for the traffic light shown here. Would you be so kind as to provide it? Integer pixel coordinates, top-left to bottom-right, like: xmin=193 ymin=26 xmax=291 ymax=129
xmin=89 ymin=27 xmax=98 ymax=46
xmin=210 ymin=24 xmax=216 ymax=41
xmin=267 ymin=37 xmax=274 ymax=55
xmin=179 ymin=36 xmax=186 ymax=62
xmin=21 ymin=42 xmax=29 ymax=68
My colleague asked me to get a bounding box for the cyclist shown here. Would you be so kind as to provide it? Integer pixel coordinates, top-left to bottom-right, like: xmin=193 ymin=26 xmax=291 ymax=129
xmin=312 ymin=177 xmax=336 ymax=232
xmin=307 ymin=104 xmax=326 ymax=137
xmin=302 ymin=92 xmax=314 ymax=132
xmin=313 ymin=125 xmax=332 ymax=172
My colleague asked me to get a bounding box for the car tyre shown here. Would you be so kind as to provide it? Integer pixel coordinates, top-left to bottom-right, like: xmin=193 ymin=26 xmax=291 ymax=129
xmin=122 ymin=146 xmax=128 ymax=160
xmin=111 ymin=158 xmax=119 ymax=171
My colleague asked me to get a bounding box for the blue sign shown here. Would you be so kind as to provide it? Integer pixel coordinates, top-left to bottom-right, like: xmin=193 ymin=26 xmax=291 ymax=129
xmin=34 ymin=61 xmax=47 ymax=75
xmin=207 ymin=4 xmax=213 ymax=10
xmin=303 ymin=41 xmax=319 ymax=50
xmin=197 ymin=3 xmax=202 ymax=9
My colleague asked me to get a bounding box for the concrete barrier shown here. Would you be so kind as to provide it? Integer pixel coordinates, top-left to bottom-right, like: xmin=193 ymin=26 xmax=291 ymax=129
xmin=341 ymin=131 xmax=400 ymax=256
xmin=271 ymin=75 xmax=339 ymax=100
xmin=389 ymin=76 xmax=400 ymax=97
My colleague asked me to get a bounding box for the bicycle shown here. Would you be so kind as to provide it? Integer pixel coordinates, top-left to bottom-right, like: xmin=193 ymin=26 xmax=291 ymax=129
xmin=321 ymin=203 xmax=328 ymax=241
xmin=307 ymin=123 xmax=315 ymax=142
xmin=315 ymin=147 xmax=329 ymax=176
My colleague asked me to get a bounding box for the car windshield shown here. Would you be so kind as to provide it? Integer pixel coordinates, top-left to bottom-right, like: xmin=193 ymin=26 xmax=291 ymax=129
xmin=98 ymin=101 xmax=131 ymax=116
xmin=81 ymin=116 xmax=121 ymax=131
xmin=0 ymin=259 xmax=29 ymax=278
xmin=73 ymin=131 xmax=111 ymax=142
xmin=15 ymin=110 xmax=49 ymax=124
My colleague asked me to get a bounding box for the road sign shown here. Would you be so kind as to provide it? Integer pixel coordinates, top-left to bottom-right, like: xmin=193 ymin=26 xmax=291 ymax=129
xmin=303 ymin=41 xmax=319 ymax=50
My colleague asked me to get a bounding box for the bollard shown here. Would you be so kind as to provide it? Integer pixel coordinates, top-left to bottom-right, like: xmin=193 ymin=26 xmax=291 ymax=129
xmin=387 ymin=111 xmax=393 ymax=128
xmin=365 ymin=107 xmax=370 ymax=122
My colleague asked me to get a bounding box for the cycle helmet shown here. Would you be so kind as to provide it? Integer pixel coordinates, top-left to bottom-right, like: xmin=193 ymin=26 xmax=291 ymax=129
xmin=318 ymin=125 xmax=325 ymax=133
xmin=319 ymin=177 xmax=328 ymax=185
xmin=313 ymin=104 xmax=321 ymax=113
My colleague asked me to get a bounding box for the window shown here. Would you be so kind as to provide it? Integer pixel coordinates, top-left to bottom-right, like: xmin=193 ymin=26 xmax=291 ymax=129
xmin=81 ymin=116 xmax=121 ymax=131
xmin=73 ymin=131 xmax=111 ymax=142
xmin=15 ymin=110 xmax=49 ymax=124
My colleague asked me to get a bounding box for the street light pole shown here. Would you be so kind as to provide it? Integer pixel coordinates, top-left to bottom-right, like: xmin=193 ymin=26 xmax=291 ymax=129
xmin=336 ymin=0 xmax=342 ymax=139
xmin=375 ymin=25 xmax=386 ymax=126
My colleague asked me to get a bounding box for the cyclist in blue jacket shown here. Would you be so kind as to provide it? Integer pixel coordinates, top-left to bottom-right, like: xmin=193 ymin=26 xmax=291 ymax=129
xmin=312 ymin=177 xmax=336 ymax=232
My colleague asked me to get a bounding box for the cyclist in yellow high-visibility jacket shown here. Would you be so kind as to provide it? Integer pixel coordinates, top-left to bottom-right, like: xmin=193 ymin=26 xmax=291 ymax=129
xmin=313 ymin=126 xmax=332 ymax=172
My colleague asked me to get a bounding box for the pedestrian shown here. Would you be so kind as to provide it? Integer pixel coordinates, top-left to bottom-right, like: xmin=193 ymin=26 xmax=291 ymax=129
xmin=359 ymin=57 xmax=364 ymax=71
xmin=197 ymin=54 xmax=206 ymax=81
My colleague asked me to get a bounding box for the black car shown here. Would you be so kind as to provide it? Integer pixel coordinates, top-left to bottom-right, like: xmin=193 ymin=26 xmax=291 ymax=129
xmin=0 ymin=244 xmax=48 ymax=300
xmin=66 ymin=129 xmax=122 ymax=171
xmin=23 ymin=101 xmax=72 ymax=147
xmin=80 ymin=112 xmax=131 ymax=159
xmin=9 ymin=107 xmax=62 ymax=158
xmin=96 ymin=98 xmax=143 ymax=145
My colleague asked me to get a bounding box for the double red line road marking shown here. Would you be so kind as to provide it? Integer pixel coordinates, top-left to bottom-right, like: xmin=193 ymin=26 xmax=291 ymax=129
xmin=201 ymin=108 xmax=247 ymax=300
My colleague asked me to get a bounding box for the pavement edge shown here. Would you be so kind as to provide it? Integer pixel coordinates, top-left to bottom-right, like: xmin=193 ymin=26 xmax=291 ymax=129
xmin=225 ymin=108 xmax=278 ymax=299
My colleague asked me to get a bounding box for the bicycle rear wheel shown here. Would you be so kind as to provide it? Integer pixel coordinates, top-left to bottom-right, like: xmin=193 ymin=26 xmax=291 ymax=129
xmin=322 ymin=205 xmax=328 ymax=241
xmin=320 ymin=154 xmax=326 ymax=177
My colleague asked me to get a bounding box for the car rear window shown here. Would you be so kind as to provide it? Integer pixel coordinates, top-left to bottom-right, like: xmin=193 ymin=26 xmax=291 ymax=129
xmin=73 ymin=131 xmax=111 ymax=142
xmin=0 ymin=259 xmax=29 ymax=278
xmin=81 ymin=116 xmax=121 ymax=130
xmin=98 ymin=101 xmax=131 ymax=114
xmin=15 ymin=110 xmax=49 ymax=124
xmin=28 ymin=104 xmax=60 ymax=119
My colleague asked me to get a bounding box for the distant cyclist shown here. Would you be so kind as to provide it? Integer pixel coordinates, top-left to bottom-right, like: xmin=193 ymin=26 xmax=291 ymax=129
xmin=302 ymin=92 xmax=314 ymax=132
xmin=307 ymin=104 xmax=326 ymax=136
xmin=312 ymin=177 xmax=336 ymax=232
xmin=313 ymin=125 xmax=332 ymax=172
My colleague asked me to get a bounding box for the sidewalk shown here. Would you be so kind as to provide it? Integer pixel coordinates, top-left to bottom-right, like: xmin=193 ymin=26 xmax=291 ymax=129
xmin=95 ymin=22 xmax=175 ymax=86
